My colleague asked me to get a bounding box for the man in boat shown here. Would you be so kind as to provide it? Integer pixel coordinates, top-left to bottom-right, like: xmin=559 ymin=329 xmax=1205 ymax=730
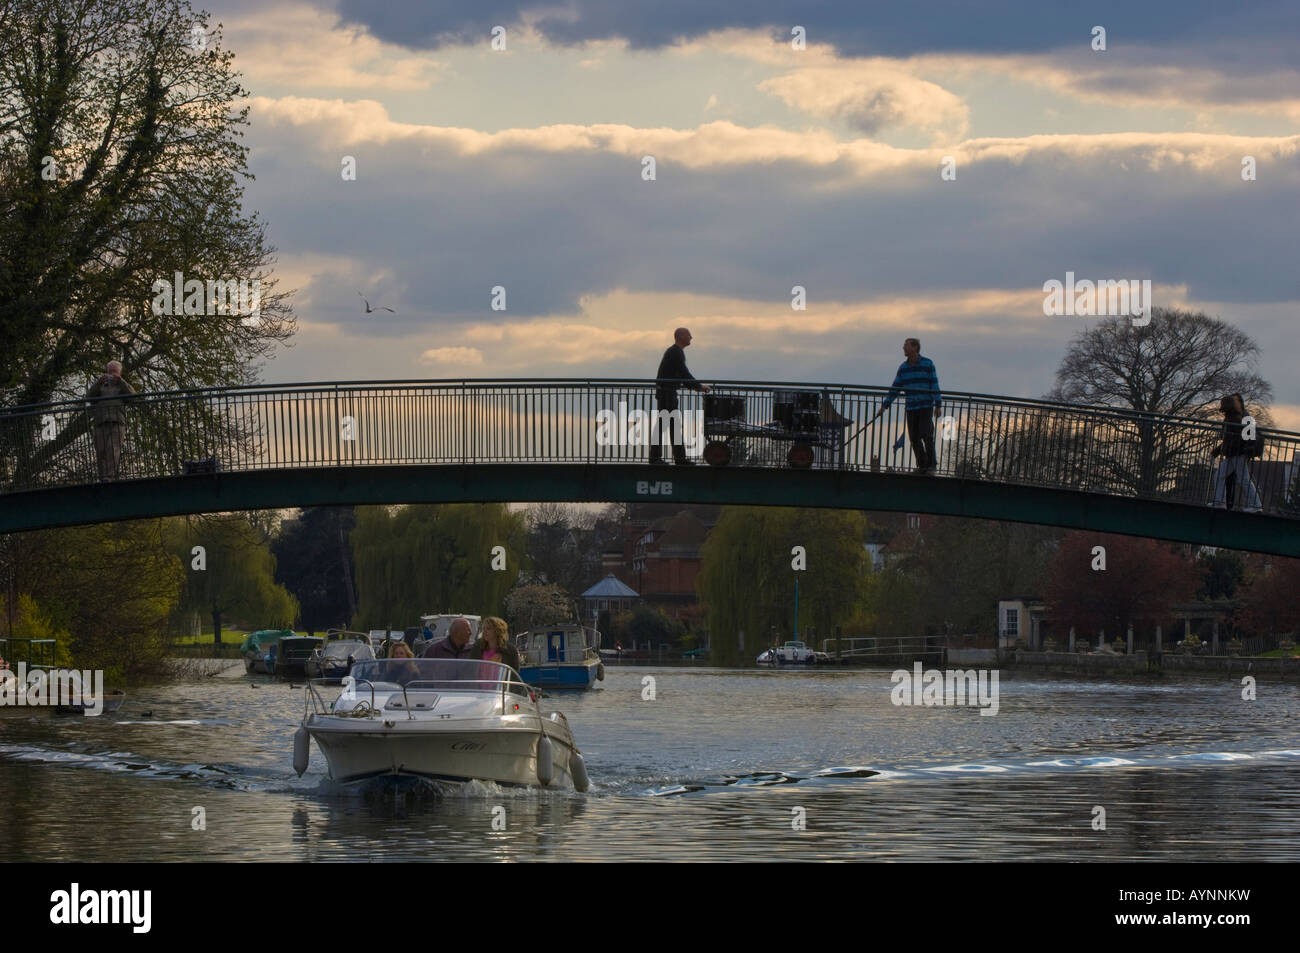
xmin=421 ymin=617 xmax=474 ymax=659
xmin=648 ymin=327 xmax=710 ymax=466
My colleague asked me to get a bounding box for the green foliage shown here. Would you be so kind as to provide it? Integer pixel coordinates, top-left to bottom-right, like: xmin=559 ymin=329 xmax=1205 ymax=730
xmin=165 ymin=514 xmax=298 ymax=634
xmin=350 ymin=504 xmax=527 ymax=629
xmin=0 ymin=593 xmax=74 ymax=668
xmin=0 ymin=0 xmax=295 ymax=413
xmin=610 ymin=603 xmax=684 ymax=648
xmin=697 ymin=507 xmax=868 ymax=664
xmin=502 ymin=583 xmax=573 ymax=633
xmin=10 ymin=520 xmax=184 ymax=681
xmin=869 ymin=519 xmax=1060 ymax=640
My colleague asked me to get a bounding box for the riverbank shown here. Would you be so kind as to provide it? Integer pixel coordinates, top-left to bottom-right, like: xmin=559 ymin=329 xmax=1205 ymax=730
xmin=162 ymin=657 xmax=244 ymax=679
xmin=948 ymin=648 xmax=1300 ymax=679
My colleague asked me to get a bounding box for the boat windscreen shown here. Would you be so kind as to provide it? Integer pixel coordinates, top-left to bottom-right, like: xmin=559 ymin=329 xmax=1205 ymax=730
xmin=323 ymin=641 xmax=371 ymax=659
xmin=350 ymin=657 xmax=515 ymax=687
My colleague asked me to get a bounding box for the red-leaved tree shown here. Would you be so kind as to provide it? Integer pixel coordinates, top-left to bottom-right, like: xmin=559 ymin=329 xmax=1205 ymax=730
xmin=1043 ymin=532 xmax=1198 ymax=646
xmin=1233 ymin=557 xmax=1300 ymax=640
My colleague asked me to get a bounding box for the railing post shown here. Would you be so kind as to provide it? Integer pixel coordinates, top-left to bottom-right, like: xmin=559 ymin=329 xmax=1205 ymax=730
xmin=333 ymin=383 xmax=341 ymax=467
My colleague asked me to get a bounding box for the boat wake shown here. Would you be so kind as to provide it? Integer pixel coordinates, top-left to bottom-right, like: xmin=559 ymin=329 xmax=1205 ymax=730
xmin=0 ymin=742 xmax=258 ymax=790
xmin=645 ymin=748 xmax=1300 ymax=796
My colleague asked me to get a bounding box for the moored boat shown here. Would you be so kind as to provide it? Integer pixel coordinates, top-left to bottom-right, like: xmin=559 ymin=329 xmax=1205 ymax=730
xmin=240 ymin=629 xmax=294 ymax=674
xmin=297 ymin=658 xmax=590 ymax=790
xmin=515 ymin=624 xmax=604 ymax=689
xmin=305 ymin=638 xmax=374 ymax=682
xmin=758 ymin=641 xmax=821 ymax=666
xmin=273 ymin=636 xmax=325 ymax=678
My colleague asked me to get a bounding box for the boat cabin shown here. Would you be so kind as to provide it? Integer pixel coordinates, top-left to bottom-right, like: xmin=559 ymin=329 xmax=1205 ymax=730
xmin=516 ymin=625 xmax=599 ymax=666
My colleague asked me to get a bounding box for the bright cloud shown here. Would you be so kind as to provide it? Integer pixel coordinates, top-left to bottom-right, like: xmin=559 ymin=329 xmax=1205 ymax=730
xmin=419 ymin=346 xmax=485 ymax=365
xmin=758 ymin=64 xmax=970 ymax=142
xmin=223 ymin=2 xmax=446 ymax=91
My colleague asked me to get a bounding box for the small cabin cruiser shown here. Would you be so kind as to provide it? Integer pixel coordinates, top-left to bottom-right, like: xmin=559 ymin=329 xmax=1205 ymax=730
xmin=515 ymin=625 xmax=604 ymax=689
xmin=273 ymin=636 xmax=325 ymax=678
xmin=306 ymin=639 xmax=374 ymax=682
xmin=760 ymin=641 xmax=820 ymax=665
xmin=296 ymin=658 xmax=590 ymax=790
xmin=240 ymin=629 xmax=294 ymax=674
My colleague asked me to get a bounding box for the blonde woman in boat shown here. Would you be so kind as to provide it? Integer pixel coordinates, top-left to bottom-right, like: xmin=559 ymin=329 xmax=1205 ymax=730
xmin=472 ymin=616 xmax=522 ymax=674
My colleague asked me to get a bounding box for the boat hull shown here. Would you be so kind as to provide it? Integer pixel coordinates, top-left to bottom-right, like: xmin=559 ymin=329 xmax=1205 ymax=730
xmin=306 ymin=715 xmax=578 ymax=788
xmin=518 ymin=661 xmax=598 ymax=689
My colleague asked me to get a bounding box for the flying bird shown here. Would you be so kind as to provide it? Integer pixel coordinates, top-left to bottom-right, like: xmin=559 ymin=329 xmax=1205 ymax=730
xmin=358 ymin=290 xmax=395 ymax=314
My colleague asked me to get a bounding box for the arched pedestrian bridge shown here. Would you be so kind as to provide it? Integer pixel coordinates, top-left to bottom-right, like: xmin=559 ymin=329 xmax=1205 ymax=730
xmin=2 ymin=379 xmax=1298 ymax=555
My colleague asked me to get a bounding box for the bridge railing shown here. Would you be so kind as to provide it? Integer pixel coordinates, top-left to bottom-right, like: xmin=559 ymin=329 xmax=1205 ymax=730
xmin=1 ymin=379 xmax=1297 ymax=517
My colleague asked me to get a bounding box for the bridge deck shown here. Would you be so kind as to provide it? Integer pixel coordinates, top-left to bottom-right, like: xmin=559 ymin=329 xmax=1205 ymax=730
xmin=1 ymin=380 xmax=1296 ymax=552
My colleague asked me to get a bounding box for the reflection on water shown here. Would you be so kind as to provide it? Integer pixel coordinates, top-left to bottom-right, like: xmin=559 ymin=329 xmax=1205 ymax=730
xmin=1 ymin=665 xmax=1298 ymax=861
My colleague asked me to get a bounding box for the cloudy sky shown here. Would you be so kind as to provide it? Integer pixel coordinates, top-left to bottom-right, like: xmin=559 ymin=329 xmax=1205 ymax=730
xmin=209 ymin=1 xmax=1300 ymax=424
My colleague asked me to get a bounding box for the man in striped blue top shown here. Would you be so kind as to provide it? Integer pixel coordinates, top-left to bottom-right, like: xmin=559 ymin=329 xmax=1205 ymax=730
xmin=870 ymin=338 xmax=941 ymax=473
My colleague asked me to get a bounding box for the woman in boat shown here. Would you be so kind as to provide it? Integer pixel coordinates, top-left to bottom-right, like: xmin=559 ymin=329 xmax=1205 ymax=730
xmin=386 ymin=641 xmax=420 ymax=685
xmin=472 ymin=616 xmax=522 ymax=674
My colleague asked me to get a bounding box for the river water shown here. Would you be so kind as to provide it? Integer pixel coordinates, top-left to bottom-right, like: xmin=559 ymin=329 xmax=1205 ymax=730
xmin=1 ymin=664 xmax=1297 ymax=861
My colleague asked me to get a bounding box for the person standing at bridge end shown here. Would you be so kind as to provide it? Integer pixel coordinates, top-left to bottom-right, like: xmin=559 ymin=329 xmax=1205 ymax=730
xmin=86 ymin=360 xmax=135 ymax=481
xmin=649 ymin=327 xmax=710 ymax=466
xmin=1209 ymin=393 xmax=1263 ymax=513
xmin=870 ymin=338 xmax=940 ymax=474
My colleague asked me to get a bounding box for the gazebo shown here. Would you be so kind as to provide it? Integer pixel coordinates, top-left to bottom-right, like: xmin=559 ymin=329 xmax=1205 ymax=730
xmin=581 ymin=574 xmax=639 ymax=622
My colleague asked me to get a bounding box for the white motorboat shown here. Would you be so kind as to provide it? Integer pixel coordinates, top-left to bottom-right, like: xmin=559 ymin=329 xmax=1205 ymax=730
xmin=305 ymin=638 xmax=374 ymax=682
xmin=296 ymin=657 xmax=591 ymax=791
xmin=757 ymin=641 xmax=821 ymax=665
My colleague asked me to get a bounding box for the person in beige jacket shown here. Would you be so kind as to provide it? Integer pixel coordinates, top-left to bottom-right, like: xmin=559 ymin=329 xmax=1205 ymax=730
xmin=86 ymin=360 xmax=135 ymax=480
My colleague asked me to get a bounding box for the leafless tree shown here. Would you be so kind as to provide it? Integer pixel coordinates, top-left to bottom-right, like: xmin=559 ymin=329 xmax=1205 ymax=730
xmin=1046 ymin=308 xmax=1272 ymax=495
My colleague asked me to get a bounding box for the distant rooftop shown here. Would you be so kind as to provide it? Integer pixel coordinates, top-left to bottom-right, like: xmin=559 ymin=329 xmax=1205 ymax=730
xmin=582 ymin=573 xmax=639 ymax=598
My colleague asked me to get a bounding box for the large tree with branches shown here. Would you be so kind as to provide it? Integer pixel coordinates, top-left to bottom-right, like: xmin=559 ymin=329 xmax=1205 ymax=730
xmin=1046 ymin=308 xmax=1271 ymax=495
xmin=0 ymin=0 xmax=293 ymax=412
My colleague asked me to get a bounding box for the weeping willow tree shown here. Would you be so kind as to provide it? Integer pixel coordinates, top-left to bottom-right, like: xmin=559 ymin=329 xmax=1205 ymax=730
xmin=164 ymin=513 xmax=299 ymax=644
xmin=696 ymin=506 xmax=868 ymax=664
xmin=350 ymin=503 xmax=527 ymax=629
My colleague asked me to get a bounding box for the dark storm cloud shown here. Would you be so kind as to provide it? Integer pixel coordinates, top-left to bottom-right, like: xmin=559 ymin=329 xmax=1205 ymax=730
xmin=244 ymin=110 xmax=1300 ymax=336
xmin=324 ymin=0 xmax=1300 ymax=68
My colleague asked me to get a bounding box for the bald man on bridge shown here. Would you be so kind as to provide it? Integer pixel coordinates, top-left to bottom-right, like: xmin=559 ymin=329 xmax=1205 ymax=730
xmin=649 ymin=328 xmax=711 ymax=466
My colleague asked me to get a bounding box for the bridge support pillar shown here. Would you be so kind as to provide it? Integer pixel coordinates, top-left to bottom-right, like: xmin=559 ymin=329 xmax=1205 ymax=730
xmin=1212 ymin=620 xmax=1220 ymax=655
xmin=1154 ymin=625 xmax=1161 ymax=654
xmin=1126 ymin=624 xmax=1134 ymax=655
xmin=1068 ymin=626 xmax=1075 ymax=652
